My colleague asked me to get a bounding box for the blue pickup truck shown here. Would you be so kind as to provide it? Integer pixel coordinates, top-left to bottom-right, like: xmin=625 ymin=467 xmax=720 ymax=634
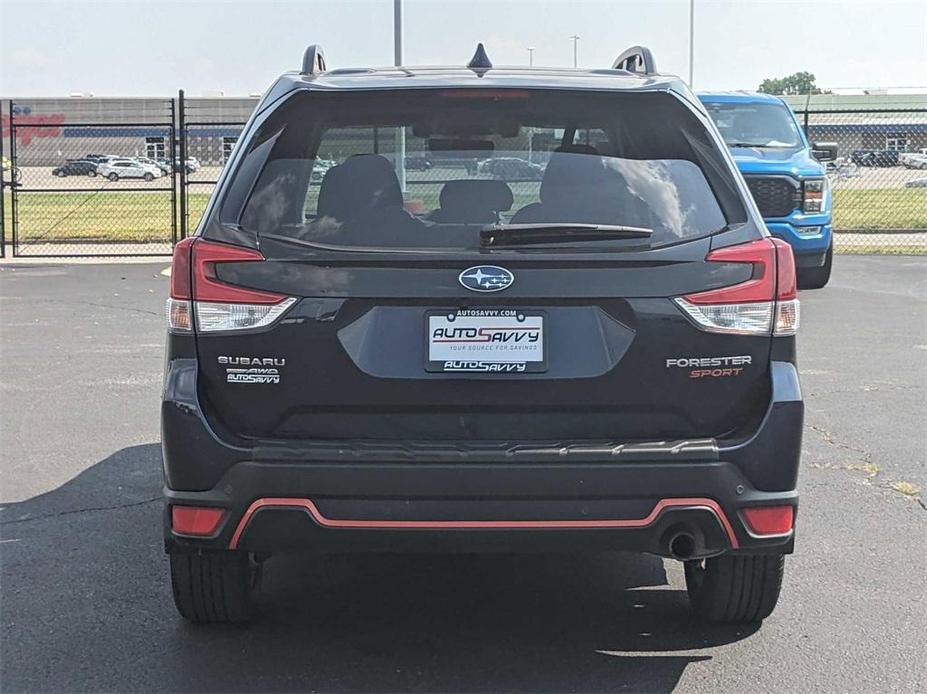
xmin=698 ymin=92 xmax=834 ymax=288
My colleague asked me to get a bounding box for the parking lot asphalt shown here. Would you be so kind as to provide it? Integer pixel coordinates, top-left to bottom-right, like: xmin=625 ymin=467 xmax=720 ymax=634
xmin=1 ymin=255 xmax=925 ymax=693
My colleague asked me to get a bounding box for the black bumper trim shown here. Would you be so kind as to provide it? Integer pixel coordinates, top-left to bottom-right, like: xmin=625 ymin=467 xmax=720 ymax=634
xmin=164 ymin=459 xmax=797 ymax=557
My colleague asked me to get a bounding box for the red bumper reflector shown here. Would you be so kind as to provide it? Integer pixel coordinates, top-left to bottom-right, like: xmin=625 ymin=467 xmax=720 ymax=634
xmin=741 ymin=505 xmax=794 ymax=535
xmin=171 ymin=506 xmax=226 ymax=536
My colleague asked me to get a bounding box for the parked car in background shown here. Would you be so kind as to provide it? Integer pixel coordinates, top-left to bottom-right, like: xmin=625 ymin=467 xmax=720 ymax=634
xmin=850 ymin=149 xmax=900 ymax=167
xmin=700 ymin=91 xmax=834 ymax=289
xmin=310 ymin=159 xmax=335 ymax=182
xmin=825 ymin=157 xmax=860 ymax=182
xmin=904 ymin=176 xmax=927 ymax=188
xmin=478 ymin=157 xmax=544 ymax=180
xmin=52 ymin=160 xmax=99 ymax=177
xmin=160 ymin=158 xmax=200 ymax=174
xmin=135 ymin=156 xmax=172 ymax=174
xmin=900 ymin=149 xmax=927 ymax=170
xmin=404 ymin=155 xmax=434 ymax=170
xmin=98 ymin=159 xmax=163 ymax=181
xmin=85 ymin=154 xmax=120 ymax=164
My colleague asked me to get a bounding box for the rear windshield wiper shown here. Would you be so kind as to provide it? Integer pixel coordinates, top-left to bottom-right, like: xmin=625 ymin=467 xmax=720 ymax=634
xmin=480 ymin=223 xmax=652 ymax=247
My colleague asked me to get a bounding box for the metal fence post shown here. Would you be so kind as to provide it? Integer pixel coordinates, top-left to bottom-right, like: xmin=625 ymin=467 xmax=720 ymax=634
xmin=9 ymin=100 xmax=18 ymax=256
xmin=0 ymin=101 xmax=5 ymax=258
xmin=170 ymin=97 xmax=178 ymax=246
xmin=178 ymin=89 xmax=188 ymax=239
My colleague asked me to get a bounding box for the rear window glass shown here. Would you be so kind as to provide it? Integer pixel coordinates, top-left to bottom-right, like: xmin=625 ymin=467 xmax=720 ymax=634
xmin=230 ymin=89 xmax=743 ymax=252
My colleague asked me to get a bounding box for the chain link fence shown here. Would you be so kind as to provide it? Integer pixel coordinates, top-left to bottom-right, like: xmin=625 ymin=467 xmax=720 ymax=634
xmin=3 ymin=99 xmax=177 ymax=256
xmin=795 ymin=105 xmax=927 ymax=255
xmin=2 ymin=96 xmax=925 ymax=258
xmin=177 ymin=92 xmax=250 ymax=238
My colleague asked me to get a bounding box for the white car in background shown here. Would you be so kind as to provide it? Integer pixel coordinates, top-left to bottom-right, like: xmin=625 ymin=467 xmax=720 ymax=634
xmin=899 ymin=149 xmax=927 ymax=170
xmin=98 ymin=159 xmax=163 ymax=181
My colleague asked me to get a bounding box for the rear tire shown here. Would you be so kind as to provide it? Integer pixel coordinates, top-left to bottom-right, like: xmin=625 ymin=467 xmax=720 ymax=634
xmin=108 ymin=172 xmax=119 ymax=182
xmin=169 ymin=550 xmax=262 ymax=624
xmin=797 ymin=244 xmax=833 ymax=290
xmin=685 ymin=554 xmax=784 ymax=623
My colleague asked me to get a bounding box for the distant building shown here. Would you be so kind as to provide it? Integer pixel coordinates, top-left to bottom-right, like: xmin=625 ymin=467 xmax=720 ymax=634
xmin=3 ymin=93 xmax=926 ymax=167
xmin=782 ymin=93 xmax=927 ymax=156
xmin=1 ymin=97 xmax=259 ymax=166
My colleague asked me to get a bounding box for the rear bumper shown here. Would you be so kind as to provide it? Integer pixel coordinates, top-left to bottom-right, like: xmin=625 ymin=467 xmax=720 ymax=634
xmin=162 ymin=360 xmax=802 ymax=558
xmin=164 ymin=461 xmax=796 ymax=557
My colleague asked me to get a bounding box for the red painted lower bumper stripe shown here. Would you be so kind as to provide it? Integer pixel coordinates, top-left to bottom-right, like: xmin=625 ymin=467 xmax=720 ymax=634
xmin=227 ymin=497 xmax=739 ymax=550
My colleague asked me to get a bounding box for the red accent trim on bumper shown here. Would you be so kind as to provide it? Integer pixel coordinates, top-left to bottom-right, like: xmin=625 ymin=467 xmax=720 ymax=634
xmin=227 ymin=497 xmax=740 ymax=550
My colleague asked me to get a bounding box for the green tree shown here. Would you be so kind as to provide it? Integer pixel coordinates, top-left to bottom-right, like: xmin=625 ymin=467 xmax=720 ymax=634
xmin=758 ymin=72 xmax=823 ymax=95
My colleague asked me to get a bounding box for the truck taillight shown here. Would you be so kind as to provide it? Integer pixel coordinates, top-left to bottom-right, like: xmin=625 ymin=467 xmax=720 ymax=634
xmin=166 ymin=238 xmax=296 ymax=333
xmin=674 ymin=238 xmax=799 ymax=336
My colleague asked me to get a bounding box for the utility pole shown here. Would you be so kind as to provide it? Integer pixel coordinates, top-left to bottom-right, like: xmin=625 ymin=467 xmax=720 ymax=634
xmin=394 ymin=0 xmax=406 ymax=192
xmin=393 ymin=0 xmax=403 ymax=66
xmin=569 ymin=35 xmax=580 ymax=68
xmin=688 ymin=0 xmax=695 ymax=88
xmin=527 ymin=46 xmax=535 ymax=67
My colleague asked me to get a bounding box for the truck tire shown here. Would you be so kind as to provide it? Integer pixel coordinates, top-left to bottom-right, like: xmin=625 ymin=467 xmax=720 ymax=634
xmin=684 ymin=554 xmax=784 ymax=623
xmin=169 ymin=550 xmax=261 ymax=624
xmin=797 ymin=244 xmax=833 ymax=290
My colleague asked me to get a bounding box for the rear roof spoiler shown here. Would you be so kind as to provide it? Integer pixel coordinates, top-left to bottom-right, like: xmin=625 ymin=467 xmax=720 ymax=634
xmin=612 ymin=46 xmax=657 ymax=76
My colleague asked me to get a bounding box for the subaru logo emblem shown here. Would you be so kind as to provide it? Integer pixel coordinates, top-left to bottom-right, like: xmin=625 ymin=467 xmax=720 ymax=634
xmin=459 ymin=265 xmax=514 ymax=292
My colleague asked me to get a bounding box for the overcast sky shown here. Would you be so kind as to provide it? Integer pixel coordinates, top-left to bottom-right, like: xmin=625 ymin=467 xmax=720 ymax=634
xmin=1 ymin=0 xmax=925 ymax=96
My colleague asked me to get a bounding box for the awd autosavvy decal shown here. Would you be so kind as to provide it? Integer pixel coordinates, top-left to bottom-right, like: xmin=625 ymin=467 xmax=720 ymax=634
xmin=218 ymin=356 xmax=285 ymax=384
xmin=666 ymin=355 xmax=752 ymax=379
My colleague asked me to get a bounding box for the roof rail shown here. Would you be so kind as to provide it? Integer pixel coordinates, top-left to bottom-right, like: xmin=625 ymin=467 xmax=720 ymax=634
xmin=301 ymin=44 xmax=327 ymax=76
xmin=611 ymin=46 xmax=657 ymax=76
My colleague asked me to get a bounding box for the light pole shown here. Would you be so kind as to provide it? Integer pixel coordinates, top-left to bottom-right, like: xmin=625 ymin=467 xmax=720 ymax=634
xmin=394 ymin=0 xmax=406 ymax=191
xmin=569 ymin=35 xmax=580 ymax=68
xmin=688 ymin=0 xmax=695 ymax=88
xmin=527 ymin=46 xmax=535 ymax=67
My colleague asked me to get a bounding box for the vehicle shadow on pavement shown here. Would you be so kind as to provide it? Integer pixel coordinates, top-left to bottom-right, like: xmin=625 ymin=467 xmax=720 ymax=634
xmin=1 ymin=444 xmax=758 ymax=693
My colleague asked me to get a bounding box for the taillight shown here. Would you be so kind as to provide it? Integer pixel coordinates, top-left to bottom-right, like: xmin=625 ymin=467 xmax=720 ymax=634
xmin=771 ymin=238 xmax=799 ymax=336
xmin=674 ymin=238 xmax=799 ymax=336
xmin=166 ymin=238 xmax=296 ymax=333
xmin=801 ymin=178 xmax=826 ymax=214
xmin=166 ymin=238 xmax=194 ymax=332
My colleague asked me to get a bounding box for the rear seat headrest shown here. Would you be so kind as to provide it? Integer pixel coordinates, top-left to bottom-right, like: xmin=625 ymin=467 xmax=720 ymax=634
xmin=438 ymin=179 xmax=514 ymax=212
xmin=317 ymin=154 xmax=403 ymax=220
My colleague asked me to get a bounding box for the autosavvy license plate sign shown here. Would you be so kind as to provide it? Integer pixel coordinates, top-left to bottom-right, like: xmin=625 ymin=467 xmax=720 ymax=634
xmin=426 ymin=309 xmax=546 ymax=373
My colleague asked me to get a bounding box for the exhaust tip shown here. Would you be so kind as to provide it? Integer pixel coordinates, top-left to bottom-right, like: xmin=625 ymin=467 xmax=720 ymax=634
xmin=668 ymin=532 xmax=697 ymax=560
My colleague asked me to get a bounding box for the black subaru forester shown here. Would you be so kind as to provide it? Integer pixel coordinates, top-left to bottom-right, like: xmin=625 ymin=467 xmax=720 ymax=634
xmin=162 ymin=45 xmax=802 ymax=624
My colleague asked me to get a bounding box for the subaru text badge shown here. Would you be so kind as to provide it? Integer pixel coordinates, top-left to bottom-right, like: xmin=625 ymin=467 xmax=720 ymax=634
xmin=458 ymin=265 xmax=514 ymax=292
